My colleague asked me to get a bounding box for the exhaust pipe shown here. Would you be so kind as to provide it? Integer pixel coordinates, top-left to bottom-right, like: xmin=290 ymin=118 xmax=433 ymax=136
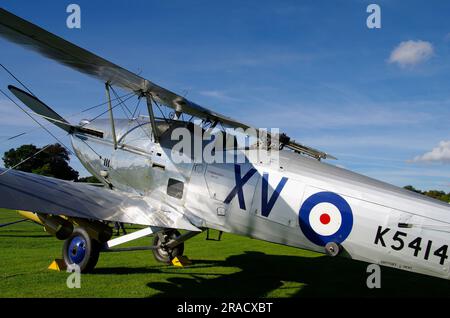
xmin=70 ymin=217 xmax=113 ymax=243
xmin=17 ymin=211 xmax=74 ymax=240
xmin=17 ymin=211 xmax=112 ymax=242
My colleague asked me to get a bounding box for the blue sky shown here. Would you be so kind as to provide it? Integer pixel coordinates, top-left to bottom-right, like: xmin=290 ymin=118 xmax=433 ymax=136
xmin=0 ymin=0 xmax=449 ymax=191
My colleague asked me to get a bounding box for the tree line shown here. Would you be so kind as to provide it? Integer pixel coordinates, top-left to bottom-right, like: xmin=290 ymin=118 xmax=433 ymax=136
xmin=403 ymin=185 xmax=450 ymax=204
xmin=2 ymin=143 xmax=100 ymax=183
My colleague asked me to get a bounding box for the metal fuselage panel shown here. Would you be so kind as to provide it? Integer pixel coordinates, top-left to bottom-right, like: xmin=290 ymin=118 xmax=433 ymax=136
xmin=71 ymin=119 xmax=450 ymax=280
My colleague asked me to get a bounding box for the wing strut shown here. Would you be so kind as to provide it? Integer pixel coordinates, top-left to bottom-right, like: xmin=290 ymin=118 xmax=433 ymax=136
xmin=146 ymin=94 xmax=159 ymax=143
xmin=105 ymin=82 xmax=118 ymax=149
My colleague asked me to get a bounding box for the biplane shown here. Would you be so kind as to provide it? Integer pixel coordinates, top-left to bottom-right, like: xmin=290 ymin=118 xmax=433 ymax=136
xmin=0 ymin=8 xmax=448 ymax=279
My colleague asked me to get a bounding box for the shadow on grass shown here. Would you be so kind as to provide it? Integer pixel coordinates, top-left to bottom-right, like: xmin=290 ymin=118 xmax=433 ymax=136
xmin=132 ymin=251 xmax=449 ymax=298
xmin=94 ymin=261 xmax=222 ymax=275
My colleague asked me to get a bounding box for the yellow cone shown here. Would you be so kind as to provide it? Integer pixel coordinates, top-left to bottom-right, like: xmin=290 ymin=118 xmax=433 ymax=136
xmin=48 ymin=259 xmax=67 ymax=271
xmin=171 ymin=256 xmax=192 ymax=267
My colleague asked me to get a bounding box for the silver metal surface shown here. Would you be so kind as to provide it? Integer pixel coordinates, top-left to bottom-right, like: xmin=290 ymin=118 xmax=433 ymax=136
xmin=0 ymin=167 xmax=199 ymax=231
xmin=0 ymin=7 xmax=449 ymax=280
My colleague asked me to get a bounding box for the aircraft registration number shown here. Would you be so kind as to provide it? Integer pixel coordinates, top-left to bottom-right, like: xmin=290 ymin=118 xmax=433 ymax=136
xmin=374 ymin=226 xmax=448 ymax=265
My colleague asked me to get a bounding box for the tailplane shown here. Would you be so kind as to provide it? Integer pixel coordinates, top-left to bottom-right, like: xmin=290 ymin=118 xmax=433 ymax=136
xmin=8 ymin=85 xmax=103 ymax=138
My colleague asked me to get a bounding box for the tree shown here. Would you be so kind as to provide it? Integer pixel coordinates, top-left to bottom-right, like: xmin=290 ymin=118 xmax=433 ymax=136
xmin=404 ymin=185 xmax=450 ymax=203
xmin=424 ymin=190 xmax=450 ymax=203
xmin=404 ymin=185 xmax=421 ymax=194
xmin=77 ymin=175 xmax=101 ymax=183
xmin=2 ymin=143 xmax=79 ymax=181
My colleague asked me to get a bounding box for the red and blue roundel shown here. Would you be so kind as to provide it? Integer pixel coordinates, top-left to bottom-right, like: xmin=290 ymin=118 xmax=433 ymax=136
xmin=299 ymin=191 xmax=353 ymax=247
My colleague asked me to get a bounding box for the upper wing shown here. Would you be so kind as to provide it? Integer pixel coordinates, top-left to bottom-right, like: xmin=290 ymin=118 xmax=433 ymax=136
xmin=0 ymin=8 xmax=146 ymax=93
xmin=0 ymin=168 xmax=200 ymax=231
xmin=0 ymin=8 xmax=247 ymax=129
xmin=0 ymin=8 xmax=335 ymax=160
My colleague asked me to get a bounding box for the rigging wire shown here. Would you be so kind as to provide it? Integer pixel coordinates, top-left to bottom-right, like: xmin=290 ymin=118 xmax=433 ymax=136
xmin=110 ymin=84 xmax=153 ymax=141
xmin=0 ymin=219 xmax=28 ymax=228
xmin=0 ymin=63 xmax=35 ymax=96
xmin=0 ymin=62 xmax=122 ymax=175
xmin=77 ymin=92 xmax=134 ymax=117
xmin=153 ymin=99 xmax=169 ymax=123
xmin=88 ymin=93 xmax=136 ymax=122
xmin=0 ymin=64 xmax=162 ymax=187
xmin=0 ymin=62 xmax=134 ymax=143
xmin=0 ymin=65 xmax=143 ymax=186
xmin=110 ymin=86 xmax=132 ymax=119
xmin=0 ymin=92 xmax=134 ymax=145
xmin=0 ymin=144 xmax=51 ymax=176
xmin=0 ymin=88 xmax=73 ymax=155
xmin=131 ymin=96 xmax=142 ymax=118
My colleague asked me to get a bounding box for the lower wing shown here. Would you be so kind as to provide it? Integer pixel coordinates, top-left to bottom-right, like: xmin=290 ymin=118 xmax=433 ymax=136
xmin=0 ymin=168 xmax=200 ymax=232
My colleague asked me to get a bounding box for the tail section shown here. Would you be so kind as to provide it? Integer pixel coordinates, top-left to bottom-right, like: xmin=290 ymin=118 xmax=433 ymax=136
xmin=8 ymin=85 xmax=103 ymax=138
xmin=9 ymin=85 xmax=71 ymax=131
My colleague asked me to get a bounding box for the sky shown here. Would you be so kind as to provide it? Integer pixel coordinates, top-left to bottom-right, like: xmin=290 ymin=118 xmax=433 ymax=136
xmin=0 ymin=0 xmax=449 ymax=192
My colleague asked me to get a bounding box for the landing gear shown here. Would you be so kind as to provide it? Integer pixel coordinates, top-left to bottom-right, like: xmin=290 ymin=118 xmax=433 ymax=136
xmin=152 ymin=230 xmax=185 ymax=263
xmin=62 ymin=227 xmax=100 ymax=273
xmin=59 ymin=227 xmax=198 ymax=271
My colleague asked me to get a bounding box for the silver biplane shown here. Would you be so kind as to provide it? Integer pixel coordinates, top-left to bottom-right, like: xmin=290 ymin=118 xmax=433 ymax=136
xmin=0 ymin=8 xmax=448 ymax=279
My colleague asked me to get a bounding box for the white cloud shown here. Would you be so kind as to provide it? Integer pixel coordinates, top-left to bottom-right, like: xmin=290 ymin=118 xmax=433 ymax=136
xmin=388 ymin=40 xmax=434 ymax=67
xmin=412 ymin=141 xmax=450 ymax=164
xmin=199 ymin=90 xmax=240 ymax=102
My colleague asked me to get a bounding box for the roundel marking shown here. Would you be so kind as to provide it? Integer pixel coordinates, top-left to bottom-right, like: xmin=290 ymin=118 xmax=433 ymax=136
xmin=299 ymin=191 xmax=353 ymax=246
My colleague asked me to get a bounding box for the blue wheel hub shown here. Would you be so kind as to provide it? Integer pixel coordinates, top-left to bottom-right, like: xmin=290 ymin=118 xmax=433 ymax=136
xmin=68 ymin=236 xmax=87 ymax=264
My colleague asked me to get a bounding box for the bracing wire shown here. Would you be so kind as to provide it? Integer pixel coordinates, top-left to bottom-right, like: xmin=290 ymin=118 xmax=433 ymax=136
xmin=76 ymin=92 xmax=134 ymax=116
xmin=154 ymin=100 xmax=168 ymax=123
xmin=131 ymin=97 xmax=142 ymax=118
xmin=110 ymin=85 xmax=153 ymax=141
xmin=0 ymin=89 xmax=73 ymax=155
xmin=0 ymin=91 xmax=134 ymax=145
xmin=0 ymin=63 xmax=134 ymax=143
xmin=0 ymin=144 xmax=51 ymax=176
xmin=0 ymin=64 xmax=143 ymax=184
xmin=110 ymin=85 xmax=133 ymax=118
xmin=110 ymin=85 xmax=132 ymax=127
xmin=88 ymin=93 xmax=136 ymax=122
xmin=0 ymin=64 xmax=35 ymax=96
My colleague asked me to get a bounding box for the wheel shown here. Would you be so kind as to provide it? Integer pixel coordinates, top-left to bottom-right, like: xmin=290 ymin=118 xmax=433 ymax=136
xmin=62 ymin=227 xmax=100 ymax=273
xmin=152 ymin=230 xmax=184 ymax=263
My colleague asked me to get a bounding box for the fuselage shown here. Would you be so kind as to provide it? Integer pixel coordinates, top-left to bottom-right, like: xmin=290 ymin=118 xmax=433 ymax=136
xmin=71 ymin=118 xmax=450 ymax=280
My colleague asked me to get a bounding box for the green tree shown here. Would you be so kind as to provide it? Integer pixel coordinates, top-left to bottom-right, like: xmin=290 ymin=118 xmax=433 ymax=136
xmin=2 ymin=143 xmax=79 ymax=181
xmin=77 ymin=175 xmax=101 ymax=183
xmin=424 ymin=190 xmax=450 ymax=203
xmin=403 ymin=185 xmax=422 ymax=194
xmin=404 ymin=185 xmax=450 ymax=203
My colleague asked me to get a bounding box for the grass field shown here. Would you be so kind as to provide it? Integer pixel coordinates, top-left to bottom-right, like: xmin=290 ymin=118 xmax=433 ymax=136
xmin=1 ymin=209 xmax=449 ymax=298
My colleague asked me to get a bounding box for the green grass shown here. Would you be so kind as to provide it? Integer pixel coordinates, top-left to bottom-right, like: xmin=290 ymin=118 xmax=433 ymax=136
xmin=1 ymin=209 xmax=449 ymax=298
